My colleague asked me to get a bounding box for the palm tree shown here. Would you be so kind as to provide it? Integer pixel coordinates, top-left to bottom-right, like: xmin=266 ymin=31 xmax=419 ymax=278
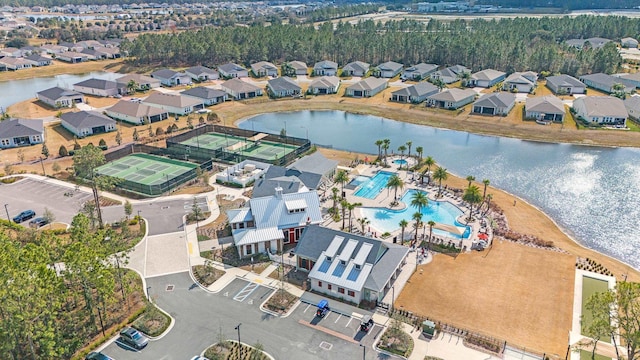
xmin=427 ymin=220 xmax=435 ymax=251
xmin=357 ymin=217 xmax=370 ymax=233
xmin=126 ymin=79 xmax=138 ymax=94
xmin=466 ymin=175 xmax=475 ymax=187
xmin=347 ymin=201 xmax=362 ymax=231
xmin=412 ymin=212 xmax=423 ymax=245
xmin=331 ymin=187 xmax=339 ymax=212
xmin=483 ymin=194 xmax=493 ymax=216
xmin=410 ymin=190 xmax=428 ymax=213
xmin=422 ymin=156 xmax=435 ymax=183
xmin=334 ymin=169 xmax=349 ymax=196
xmin=433 ymin=78 xmax=446 ymax=91
xmin=432 ymin=166 xmax=448 ymax=197
xmin=386 ymin=174 xmax=404 ymax=202
xmin=482 ymin=179 xmax=490 ymax=199
xmin=415 ymin=146 xmax=423 ymax=162
xmin=458 ymin=71 xmax=471 ymax=87
xmin=397 ymin=145 xmax=407 ymax=159
xmin=399 ymin=219 xmax=408 ymax=244
xmin=406 ymin=141 xmax=412 ymax=159
xmin=340 ymin=199 xmax=349 ymax=230
xmin=375 ymin=139 xmax=383 ymax=160
xmin=462 ymin=185 xmax=483 ymax=222
xmin=382 ymin=139 xmax=390 ymax=165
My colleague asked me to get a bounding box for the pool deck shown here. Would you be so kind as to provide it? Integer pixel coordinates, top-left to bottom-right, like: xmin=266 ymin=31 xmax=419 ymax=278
xmin=319 ymin=157 xmax=491 ymax=253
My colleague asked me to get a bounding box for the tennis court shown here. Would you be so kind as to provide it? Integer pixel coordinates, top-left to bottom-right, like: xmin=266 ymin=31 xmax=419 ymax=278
xmin=179 ymin=133 xmax=298 ymax=162
xmin=95 ymin=153 xmax=199 ymax=196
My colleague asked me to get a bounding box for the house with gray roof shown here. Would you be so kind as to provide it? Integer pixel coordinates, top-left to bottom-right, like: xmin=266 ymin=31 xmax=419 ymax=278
xmin=0 ymin=118 xmax=44 ymax=148
xmin=56 ymin=51 xmax=89 ymax=63
xmin=227 ymin=189 xmax=323 ymax=257
xmin=345 ymin=77 xmax=387 ymax=98
xmin=295 ymin=225 xmax=409 ymax=304
xmin=142 ymin=92 xmax=203 ymax=115
xmin=469 ymin=69 xmax=506 ymax=88
xmin=150 ymin=68 xmax=192 ymax=87
xmin=341 ymin=61 xmax=370 ymax=77
xmin=60 ymin=111 xmax=116 ymax=138
xmin=250 ymin=61 xmax=278 ymax=78
xmin=267 ymin=77 xmax=301 ymax=98
xmin=283 ymin=60 xmax=308 ymax=76
xmin=288 ymin=152 xmax=339 ymax=180
xmin=579 ymin=73 xmax=636 ymax=94
xmin=105 ymin=100 xmax=169 ymax=124
xmin=308 ymin=76 xmax=340 ymax=95
xmin=572 ymin=96 xmax=627 ymax=126
xmin=0 ymin=57 xmax=32 ymax=71
xmin=36 ymin=87 xmax=85 ymax=108
xmin=251 ymin=164 xmax=326 ymax=199
xmin=401 ymin=63 xmax=438 ymax=81
xmin=218 ymin=63 xmax=248 ymax=79
xmin=545 ymin=74 xmax=586 ymax=95
xmin=621 ymin=37 xmax=638 ymax=48
xmin=623 ymin=96 xmax=640 ymax=120
xmin=24 ymin=53 xmax=51 ymax=67
xmin=181 ymin=86 xmax=227 ymax=105
xmin=185 ymin=66 xmax=219 ymax=82
xmin=116 ymin=73 xmax=161 ymax=92
xmin=73 ymin=78 xmax=123 ymax=97
xmin=472 ymin=92 xmax=516 ymax=116
xmin=616 ymin=73 xmax=640 ymax=89
xmin=565 ymin=37 xmax=610 ymax=49
xmin=313 ymin=60 xmax=338 ymax=76
xmin=220 ymin=78 xmax=263 ymax=100
xmin=430 ymin=65 xmax=470 ymax=84
xmin=525 ymin=95 xmax=565 ymax=123
xmin=391 ymin=82 xmax=439 ymax=103
xmin=373 ymin=61 xmax=404 ymax=78
xmin=502 ymin=71 xmax=538 ymax=93
xmin=426 ymin=88 xmax=476 ymax=109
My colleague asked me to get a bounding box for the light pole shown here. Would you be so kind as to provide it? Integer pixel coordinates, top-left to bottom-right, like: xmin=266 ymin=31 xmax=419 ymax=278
xmin=360 ymin=343 xmax=366 ymax=360
xmin=4 ymin=204 xmax=9 ymax=221
xmin=234 ymin=323 xmax=242 ymax=357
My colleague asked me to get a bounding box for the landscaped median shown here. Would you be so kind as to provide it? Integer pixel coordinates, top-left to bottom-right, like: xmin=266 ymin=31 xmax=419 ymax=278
xmin=376 ymin=317 xmax=414 ymax=358
xmin=261 ymin=288 xmax=300 ymax=316
xmin=204 ymin=340 xmax=275 ymax=360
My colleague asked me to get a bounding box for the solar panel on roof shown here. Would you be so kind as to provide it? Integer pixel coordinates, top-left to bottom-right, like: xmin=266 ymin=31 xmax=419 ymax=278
xmin=318 ymin=259 xmax=331 ymax=273
xmin=332 ymin=263 xmax=345 ymax=277
xmin=347 ymin=267 xmax=361 ymax=281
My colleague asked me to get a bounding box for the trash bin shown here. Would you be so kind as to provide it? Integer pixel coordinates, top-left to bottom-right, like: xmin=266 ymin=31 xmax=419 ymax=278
xmin=422 ymin=320 xmax=435 ymax=337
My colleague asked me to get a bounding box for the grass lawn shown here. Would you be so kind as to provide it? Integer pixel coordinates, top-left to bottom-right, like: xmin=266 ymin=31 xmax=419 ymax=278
xmin=581 ymin=276 xmax=610 ymax=342
xmin=580 ymin=349 xmax=611 ymax=360
xmin=395 ymin=240 xmax=574 ymax=356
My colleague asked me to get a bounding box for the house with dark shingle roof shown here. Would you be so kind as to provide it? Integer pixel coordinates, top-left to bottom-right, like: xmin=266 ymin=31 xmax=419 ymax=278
xmin=181 ymin=86 xmax=227 ymax=105
xmin=308 ymin=76 xmax=340 ymax=95
xmin=472 ymin=92 xmax=516 ymax=116
xmin=185 ymin=66 xmax=219 ymax=82
xmin=218 ymin=63 xmax=248 ymax=79
xmin=313 ymin=60 xmax=338 ymax=77
xmin=573 ymin=96 xmax=627 ymax=126
xmin=401 ymin=63 xmax=438 ymax=81
xmin=341 ymin=61 xmax=370 ymax=77
xmin=24 ymin=53 xmax=51 ymax=67
xmin=578 ymin=73 xmax=635 ymax=94
xmin=391 ymin=82 xmax=439 ymax=103
xmin=373 ymin=61 xmax=404 ymax=78
xmin=73 ymin=78 xmax=124 ymax=97
xmin=469 ymin=69 xmax=506 ymax=88
xmin=36 ymin=87 xmax=85 ymax=108
xmin=525 ymin=95 xmax=565 ymax=123
xmin=345 ymin=77 xmax=387 ymax=98
xmin=430 ymin=65 xmax=470 ymax=84
xmin=105 ymin=100 xmax=169 ymax=124
xmin=251 ymin=164 xmax=327 ymax=199
xmin=267 ymin=77 xmax=301 ymax=98
xmin=220 ymin=78 xmax=263 ymax=100
xmin=250 ymin=61 xmax=278 ymax=77
xmin=150 ymin=68 xmax=192 ymax=87
xmin=426 ymin=88 xmax=476 ymax=109
xmin=143 ymin=92 xmax=204 ymax=115
xmin=60 ymin=111 xmax=116 ymax=138
xmin=0 ymin=118 xmax=44 ymax=148
xmin=295 ymin=225 xmax=409 ymax=304
xmin=545 ymin=74 xmax=586 ymax=95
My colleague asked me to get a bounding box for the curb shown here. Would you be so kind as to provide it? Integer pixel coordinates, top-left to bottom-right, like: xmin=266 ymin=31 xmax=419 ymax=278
xmin=259 ymin=290 xmax=302 ymax=318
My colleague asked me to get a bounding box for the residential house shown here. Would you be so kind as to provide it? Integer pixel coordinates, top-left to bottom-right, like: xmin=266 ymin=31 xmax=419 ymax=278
xmin=267 ymin=77 xmax=301 ymax=98
xmin=60 ymin=111 xmax=116 ymax=137
xmin=250 ymin=61 xmax=278 ymax=77
xmin=56 ymin=51 xmax=89 ymax=63
xmin=621 ymin=37 xmax=639 ymax=48
xmin=565 ymin=37 xmax=611 ymax=49
xmin=0 ymin=47 xmax=21 ymax=57
xmin=288 ymin=152 xmax=339 ymax=181
xmin=579 ymin=73 xmax=635 ymax=94
xmin=502 ymin=71 xmax=538 ymax=93
xmin=150 ymin=68 xmax=192 ymax=87
xmin=545 ymin=74 xmax=586 ymax=95
xmin=472 ymin=92 xmax=516 ymax=116
xmin=184 ymin=66 xmax=219 ymax=82
xmin=142 ymin=92 xmax=203 ymax=115
xmin=24 ymin=54 xmax=51 ymax=66
xmin=220 ymin=78 xmax=263 ymax=100
xmin=341 ymin=61 xmax=370 ymax=77
xmin=81 ymin=48 xmax=108 ymax=60
xmin=36 ymin=87 xmax=85 ymax=108
xmin=105 ymin=100 xmax=169 ymax=124
xmin=0 ymin=118 xmax=44 ymax=148
xmin=283 ymin=61 xmax=308 ymax=76
xmin=373 ymin=61 xmax=404 ymax=78
xmin=295 ymin=225 xmax=409 ymax=304
xmin=469 ymin=69 xmax=506 ymax=88
xmin=623 ymin=96 xmax=640 ymax=120
xmin=401 ymin=63 xmax=438 ymax=81
xmin=218 ymin=63 xmax=248 ymax=79
xmin=115 ymin=73 xmax=161 ymax=92
xmin=390 ymin=82 xmax=439 ymax=103
xmin=73 ymin=78 xmax=123 ymax=97
xmin=430 ymin=65 xmax=470 ymax=84
xmin=345 ymin=77 xmax=387 ymax=98
xmin=0 ymin=57 xmax=32 ymax=70
xmin=181 ymin=86 xmax=227 ymax=106
xmin=75 ymin=40 xmax=101 ymax=49
xmin=252 ymin=166 xmax=322 ymax=199
xmin=94 ymin=46 xmax=120 ymax=59
xmin=616 ymin=73 xmax=640 ymax=89
xmin=308 ymin=76 xmax=340 ymax=95
xmin=426 ymin=88 xmax=476 ymax=109
xmin=226 ymin=189 xmax=323 ymax=257
xmin=313 ymin=60 xmax=338 ymax=76
xmin=40 ymin=44 xmax=68 ymax=55
xmin=524 ymin=95 xmax=565 ymax=123
xmin=572 ymin=96 xmax=627 ymax=126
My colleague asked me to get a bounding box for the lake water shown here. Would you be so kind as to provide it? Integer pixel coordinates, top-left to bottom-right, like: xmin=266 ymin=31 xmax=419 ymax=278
xmin=240 ymin=110 xmax=640 ymax=269
xmin=0 ymin=71 xmax=122 ymax=112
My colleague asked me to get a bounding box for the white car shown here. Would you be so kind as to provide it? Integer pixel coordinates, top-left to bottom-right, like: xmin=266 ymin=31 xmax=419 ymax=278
xmin=190 ymin=357 xmax=209 ymax=360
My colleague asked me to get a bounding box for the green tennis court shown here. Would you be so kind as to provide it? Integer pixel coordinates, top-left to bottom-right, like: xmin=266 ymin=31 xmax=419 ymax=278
xmin=179 ymin=133 xmax=298 ymax=161
xmin=96 ymin=153 xmax=197 ymax=186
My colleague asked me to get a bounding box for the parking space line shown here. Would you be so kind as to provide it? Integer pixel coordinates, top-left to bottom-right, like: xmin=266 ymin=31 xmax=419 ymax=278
xmin=304 ymin=303 xmax=311 ymax=313
xmin=345 ymin=317 xmax=353 ymax=327
xmin=233 ymin=282 xmax=259 ymax=302
xmin=334 ymin=314 xmax=342 ymax=323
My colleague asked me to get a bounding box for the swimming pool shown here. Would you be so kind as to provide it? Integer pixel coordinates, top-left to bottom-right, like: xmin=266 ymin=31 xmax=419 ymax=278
xmin=393 ymin=159 xmax=407 ymax=165
xmin=353 ymin=171 xmax=396 ymax=199
xmin=348 ymin=175 xmax=371 ymax=188
xmin=360 ymin=189 xmax=471 ymax=238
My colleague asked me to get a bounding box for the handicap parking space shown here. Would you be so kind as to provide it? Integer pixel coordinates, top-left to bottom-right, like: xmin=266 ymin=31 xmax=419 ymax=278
xmin=220 ymin=278 xmax=273 ymax=307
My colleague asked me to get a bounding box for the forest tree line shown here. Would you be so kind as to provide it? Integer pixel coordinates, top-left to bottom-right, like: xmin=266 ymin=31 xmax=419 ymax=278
xmin=121 ymin=15 xmax=637 ymax=76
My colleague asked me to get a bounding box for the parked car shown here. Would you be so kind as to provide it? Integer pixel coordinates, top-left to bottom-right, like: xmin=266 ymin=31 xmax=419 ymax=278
xmin=360 ymin=315 xmax=374 ymax=332
xmin=29 ymin=217 xmax=48 ymax=228
xmin=12 ymin=209 xmax=35 ymax=223
xmin=190 ymin=357 xmax=210 ymax=360
xmin=85 ymin=352 xmax=114 ymax=360
xmin=316 ymin=299 xmax=330 ymax=318
xmin=119 ymin=327 xmax=149 ymax=350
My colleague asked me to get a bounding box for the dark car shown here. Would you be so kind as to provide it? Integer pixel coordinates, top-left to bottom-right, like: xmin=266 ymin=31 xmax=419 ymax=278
xmin=360 ymin=315 xmax=374 ymax=332
xmin=29 ymin=217 xmax=48 ymax=228
xmin=85 ymin=352 xmax=114 ymax=360
xmin=12 ymin=210 xmax=35 ymax=223
xmin=119 ymin=327 xmax=149 ymax=350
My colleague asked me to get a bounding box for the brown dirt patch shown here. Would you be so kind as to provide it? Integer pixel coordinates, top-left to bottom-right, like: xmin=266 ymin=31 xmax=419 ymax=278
xmin=396 ymin=241 xmax=574 ymax=356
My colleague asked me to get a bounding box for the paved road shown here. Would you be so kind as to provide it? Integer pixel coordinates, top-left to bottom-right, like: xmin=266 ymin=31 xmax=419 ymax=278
xmin=102 ymin=273 xmax=390 ymax=360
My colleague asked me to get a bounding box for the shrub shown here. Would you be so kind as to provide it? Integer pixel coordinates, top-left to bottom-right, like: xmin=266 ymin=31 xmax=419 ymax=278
xmin=98 ymin=138 xmax=106 ymax=147
xmin=59 ymin=145 xmax=68 ymax=157
xmin=73 ymin=143 xmax=81 ymax=150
